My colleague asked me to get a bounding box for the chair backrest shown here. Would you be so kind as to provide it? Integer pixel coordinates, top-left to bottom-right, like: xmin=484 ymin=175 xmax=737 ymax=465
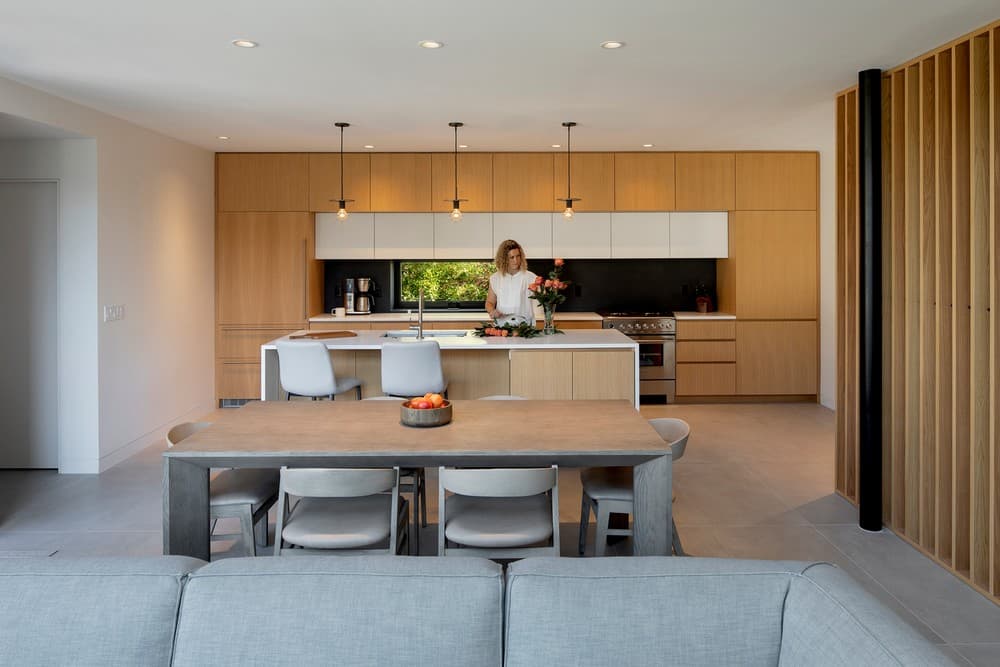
xmin=440 ymin=467 xmax=557 ymax=498
xmin=166 ymin=421 xmax=211 ymax=448
xmin=276 ymin=339 xmax=337 ymax=397
xmin=279 ymin=467 xmax=398 ymax=498
xmin=381 ymin=340 xmax=446 ymax=396
xmin=648 ymin=417 xmax=690 ymax=461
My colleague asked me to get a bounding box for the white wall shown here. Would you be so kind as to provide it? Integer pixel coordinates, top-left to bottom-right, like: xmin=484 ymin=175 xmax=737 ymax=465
xmin=0 ymin=76 xmax=215 ymax=472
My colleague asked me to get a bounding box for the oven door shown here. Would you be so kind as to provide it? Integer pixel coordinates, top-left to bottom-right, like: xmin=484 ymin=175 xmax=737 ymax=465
xmin=635 ymin=336 xmax=675 ymax=381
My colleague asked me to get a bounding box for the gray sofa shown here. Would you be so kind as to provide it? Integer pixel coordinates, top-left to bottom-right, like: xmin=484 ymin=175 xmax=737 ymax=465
xmin=0 ymin=555 xmax=953 ymax=666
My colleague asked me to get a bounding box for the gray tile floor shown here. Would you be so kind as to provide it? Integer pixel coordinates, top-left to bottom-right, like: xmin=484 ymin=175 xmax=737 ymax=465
xmin=1 ymin=402 xmax=998 ymax=664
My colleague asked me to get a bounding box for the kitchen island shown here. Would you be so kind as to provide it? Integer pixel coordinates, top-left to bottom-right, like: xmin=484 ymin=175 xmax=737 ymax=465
xmin=261 ymin=328 xmax=639 ymax=406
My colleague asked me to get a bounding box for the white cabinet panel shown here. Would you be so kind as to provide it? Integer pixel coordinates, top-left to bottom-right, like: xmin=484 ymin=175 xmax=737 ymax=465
xmin=315 ymin=212 xmax=374 ymax=259
xmin=669 ymin=212 xmax=729 ymax=258
xmin=433 ymin=212 xmax=493 ymax=259
xmin=552 ymin=212 xmax=611 ymax=259
xmin=610 ymin=212 xmax=670 ymax=258
xmin=492 ymin=213 xmax=552 ymax=259
xmin=373 ymin=213 xmax=434 ymax=259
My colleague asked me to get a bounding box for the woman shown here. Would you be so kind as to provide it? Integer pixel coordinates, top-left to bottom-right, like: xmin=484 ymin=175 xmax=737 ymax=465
xmin=485 ymin=239 xmax=542 ymax=326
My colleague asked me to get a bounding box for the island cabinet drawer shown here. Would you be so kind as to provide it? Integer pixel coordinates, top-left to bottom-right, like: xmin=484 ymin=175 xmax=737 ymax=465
xmin=675 ymin=320 xmax=736 ymax=340
xmin=309 ymin=322 xmax=373 ymax=331
xmin=676 ymin=340 xmax=736 ymax=363
xmin=676 ymin=363 xmax=736 ymax=396
xmin=217 ymin=362 xmax=261 ymax=400
xmin=218 ymin=328 xmax=296 ymax=360
xmin=550 ymin=320 xmax=602 ymax=330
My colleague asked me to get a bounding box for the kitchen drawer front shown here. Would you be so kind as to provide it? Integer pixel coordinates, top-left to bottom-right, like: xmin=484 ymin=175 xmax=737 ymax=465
xmin=218 ymin=328 xmax=296 ymax=360
xmin=217 ymin=362 xmax=261 ymax=400
xmin=429 ymin=321 xmax=483 ymax=330
xmin=676 ymin=363 xmax=736 ymax=396
xmin=675 ymin=320 xmax=736 ymax=340
xmin=676 ymin=340 xmax=736 ymax=363
xmin=309 ymin=322 xmax=373 ymax=331
xmin=551 ymin=320 xmax=602 ymax=330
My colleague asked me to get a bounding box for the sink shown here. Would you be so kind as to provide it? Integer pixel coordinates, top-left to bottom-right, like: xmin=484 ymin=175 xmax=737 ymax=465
xmin=382 ymin=329 xmax=470 ymax=339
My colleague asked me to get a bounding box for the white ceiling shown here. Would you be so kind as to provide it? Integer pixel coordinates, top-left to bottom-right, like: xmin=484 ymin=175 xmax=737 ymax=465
xmin=0 ymin=1 xmax=996 ymax=151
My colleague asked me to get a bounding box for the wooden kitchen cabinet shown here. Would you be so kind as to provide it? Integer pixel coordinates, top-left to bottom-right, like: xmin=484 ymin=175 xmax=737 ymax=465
xmin=553 ymin=153 xmax=614 ymax=212
xmin=736 ymin=320 xmax=817 ymax=395
xmin=370 ymin=153 xmax=432 ymax=211
xmin=572 ymin=350 xmax=635 ymax=402
xmin=216 ymin=212 xmax=323 ymax=326
xmin=308 ymin=153 xmax=371 ymax=212
xmin=510 ymin=350 xmax=573 ymax=399
xmin=676 ymin=320 xmax=736 ymax=340
xmin=217 ymin=361 xmax=262 ymax=401
xmin=217 ymin=153 xmax=309 ymax=212
xmin=719 ymin=211 xmax=817 ymax=318
xmin=735 ymin=152 xmax=818 ymax=210
xmin=676 ymin=363 xmax=736 ymax=396
xmin=431 ymin=153 xmax=493 ymax=212
xmin=493 ymin=153 xmax=554 ymax=211
xmin=218 ymin=327 xmax=299 ymax=360
xmin=675 ymin=153 xmax=735 ymax=210
xmin=613 ymin=153 xmax=675 ymax=211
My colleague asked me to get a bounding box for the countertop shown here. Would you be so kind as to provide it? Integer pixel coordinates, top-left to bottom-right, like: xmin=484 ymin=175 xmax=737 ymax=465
xmin=309 ymin=311 xmax=603 ymax=323
xmin=673 ymin=311 xmax=736 ymax=320
xmin=265 ymin=328 xmax=636 ymax=351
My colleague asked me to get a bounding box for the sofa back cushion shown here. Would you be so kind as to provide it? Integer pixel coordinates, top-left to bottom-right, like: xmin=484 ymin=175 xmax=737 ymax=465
xmin=505 ymin=557 xmax=806 ymax=667
xmin=172 ymin=555 xmax=503 ymax=667
xmin=0 ymin=556 xmax=204 ymax=667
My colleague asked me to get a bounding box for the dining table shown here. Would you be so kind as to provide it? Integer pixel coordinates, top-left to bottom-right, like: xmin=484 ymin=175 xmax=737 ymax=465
xmin=163 ymin=399 xmax=672 ymax=560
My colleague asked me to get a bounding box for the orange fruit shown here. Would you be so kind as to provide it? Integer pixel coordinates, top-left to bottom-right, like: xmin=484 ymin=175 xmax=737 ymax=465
xmin=429 ymin=394 xmax=444 ymax=408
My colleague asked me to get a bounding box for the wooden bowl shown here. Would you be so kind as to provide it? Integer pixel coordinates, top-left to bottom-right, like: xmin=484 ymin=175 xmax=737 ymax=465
xmin=400 ymin=400 xmax=452 ymax=428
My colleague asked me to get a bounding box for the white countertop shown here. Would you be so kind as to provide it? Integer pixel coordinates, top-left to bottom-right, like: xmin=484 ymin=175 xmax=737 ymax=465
xmin=309 ymin=311 xmax=603 ymax=323
xmin=673 ymin=311 xmax=736 ymax=320
xmin=265 ymin=328 xmax=636 ymax=351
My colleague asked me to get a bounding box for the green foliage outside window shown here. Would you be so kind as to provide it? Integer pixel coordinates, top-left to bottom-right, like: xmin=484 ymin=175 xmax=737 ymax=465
xmin=399 ymin=261 xmax=493 ymax=303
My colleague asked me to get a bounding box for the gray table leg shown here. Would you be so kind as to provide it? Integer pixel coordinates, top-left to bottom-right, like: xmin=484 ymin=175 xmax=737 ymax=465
xmin=632 ymin=454 xmax=672 ymax=556
xmin=163 ymin=458 xmax=210 ymax=560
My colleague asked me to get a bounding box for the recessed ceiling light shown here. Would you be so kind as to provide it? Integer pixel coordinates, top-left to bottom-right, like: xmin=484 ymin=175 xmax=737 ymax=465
xmin=363 ymin=145 xmax=375 ymax=149
xmin=642 ymin=143 xmax=654 ymax=148
xmin=551 ymin=144 xmax=561 ymax=148
xmin=458 ymin=144 xmax=468 ymax=149
xmin=418 ymin=40 xmax=444 ymax=49
xmin=600 ymin=40 xmax=625 ymax=49
xmin=231 ymin=39 xmax=258 ymax=48
xmin=218 ymin=136 xmax=230 ymax=140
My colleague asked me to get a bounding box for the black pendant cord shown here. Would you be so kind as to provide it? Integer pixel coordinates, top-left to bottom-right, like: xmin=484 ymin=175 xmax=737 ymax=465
xmin=566 ymin=124 xmax=572 ymax=200
xmin=858 ymin=68 xmax=883 ymax=532
xmin=453 ymin=124 xmax=459 ymax=201
xmin=339 ymin=125 xmax=345 ymax=201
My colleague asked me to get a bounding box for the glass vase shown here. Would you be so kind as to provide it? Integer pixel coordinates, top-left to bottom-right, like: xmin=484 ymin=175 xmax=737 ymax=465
xmin=542 ymin=304 xmax=556 ymax=335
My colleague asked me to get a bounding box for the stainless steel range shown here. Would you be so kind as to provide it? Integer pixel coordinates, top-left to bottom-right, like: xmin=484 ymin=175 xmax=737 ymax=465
xmin=600 ymin=311 xmax=676 ymax=402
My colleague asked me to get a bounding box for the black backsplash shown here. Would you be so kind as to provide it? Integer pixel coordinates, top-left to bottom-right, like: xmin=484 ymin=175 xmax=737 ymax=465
xmin=324 ymin=259 xmax=716 ymax=313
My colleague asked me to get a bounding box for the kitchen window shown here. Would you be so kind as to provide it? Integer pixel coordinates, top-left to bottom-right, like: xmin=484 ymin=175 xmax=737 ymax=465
xmin=395 ymin=261 xmax=493 ymax=309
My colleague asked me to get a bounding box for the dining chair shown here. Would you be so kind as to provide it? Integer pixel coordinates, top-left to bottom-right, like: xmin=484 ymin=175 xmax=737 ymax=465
xmin=166 ymin=422 xmax=279 ymax=558
xmin=438 ymin=466 xmax=560 ymax=559
xmin=276 ymin=339 xmax=363 ymax=400
xmin=274 ymin=467 xmax=409 ymax=556
xmin=577 ymin=417 xmax=689 ymax=556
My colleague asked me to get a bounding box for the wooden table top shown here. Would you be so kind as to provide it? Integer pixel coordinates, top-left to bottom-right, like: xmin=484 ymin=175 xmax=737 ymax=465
xmin=166 ymin=400 xmax=667 ymax=458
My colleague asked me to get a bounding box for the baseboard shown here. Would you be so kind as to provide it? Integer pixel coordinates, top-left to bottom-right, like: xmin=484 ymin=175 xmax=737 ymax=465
xmin=95 ymin=400 xmax=216 ymax=473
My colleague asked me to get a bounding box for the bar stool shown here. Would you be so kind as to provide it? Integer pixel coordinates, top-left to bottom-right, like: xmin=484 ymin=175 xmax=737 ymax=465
xmin=276 ymin=339 xmax=362 ymax=400
xmin=578 ymin=418 xmax=689 ymax=556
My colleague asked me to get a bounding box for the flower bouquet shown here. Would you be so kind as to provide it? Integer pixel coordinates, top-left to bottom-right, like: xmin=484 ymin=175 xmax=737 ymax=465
xmin=529 ymin=258 xmax=570 ymax=335
xmin=473 ymin=320 xmax=542 ymax=338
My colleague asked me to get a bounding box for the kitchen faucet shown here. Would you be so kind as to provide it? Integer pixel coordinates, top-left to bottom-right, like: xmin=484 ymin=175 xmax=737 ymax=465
xmin=410 ymin=287 xmax=424 ymax=339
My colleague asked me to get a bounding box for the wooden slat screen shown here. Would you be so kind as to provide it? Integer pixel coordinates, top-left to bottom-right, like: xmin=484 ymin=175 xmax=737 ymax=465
xmin=835 ymin=19 xmax=1000 ymax=604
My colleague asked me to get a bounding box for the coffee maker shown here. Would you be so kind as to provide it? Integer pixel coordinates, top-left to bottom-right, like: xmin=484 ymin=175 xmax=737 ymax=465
xmin=343 ymin=278 xmax=356 ymax=313
xmin=354 ymin=277 xmax=374 ymax=314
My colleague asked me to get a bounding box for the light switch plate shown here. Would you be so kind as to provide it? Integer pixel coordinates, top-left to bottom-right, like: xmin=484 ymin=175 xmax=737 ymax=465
xmin=103 ymin=304 xmax=125 ymax=322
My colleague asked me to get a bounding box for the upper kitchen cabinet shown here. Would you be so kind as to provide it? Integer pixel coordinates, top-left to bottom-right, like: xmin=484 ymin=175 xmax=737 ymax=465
xmin=553 ymin=153 xmax=614 ymax=212
xmin=493 ymin=153 xmax=554 ymax=211
xmin=217 ymin=153 xmax=308 ymax=212
xmin=493 ymin=213 xmax=553 ymax=259
xmin=431 ymin=153 xmax=493 ymax=212
xmin=610 ymin=212 xmax=669 ymax=258
xmin=373 ymin=213 xmax=434 ymax=259
xmin=433 ymin=212 xmax=493 ymax=259
xmin=315 ymin=212 xmax=375 ymax=260
xmin=613 ymin=153 xmax=675 ymax=211
xmin=552 ymin=213 xmax=611 ymax=259
xmin=735 ymin=152 xmax=818 ymax=210
xmin=370 ymin=153 xmax=433 ymax=211
xmin=718 ymin=211 xmax=817 ymax=318
xmin=669 ymin=212 xmax=728 ymax=258
xmin=675 ymin=153 xmax=735 ymax=210
xmin=217 ymin=212 xmax=322 ymax=325
xmin=308 ymin=153 xmax=371 ymax=212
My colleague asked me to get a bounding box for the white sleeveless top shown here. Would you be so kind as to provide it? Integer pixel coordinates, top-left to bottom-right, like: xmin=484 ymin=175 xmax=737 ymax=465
xmin=490 ymin=270 xmax=541 ymax=326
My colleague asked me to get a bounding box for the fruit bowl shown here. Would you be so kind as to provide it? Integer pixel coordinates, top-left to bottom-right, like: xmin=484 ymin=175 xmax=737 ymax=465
xmin=400 ymin=399 xmax=452 ymax=428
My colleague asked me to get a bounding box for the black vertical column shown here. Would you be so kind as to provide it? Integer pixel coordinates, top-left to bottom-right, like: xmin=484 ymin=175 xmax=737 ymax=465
xmin=858 ymin=69 xmax=883 ymax=532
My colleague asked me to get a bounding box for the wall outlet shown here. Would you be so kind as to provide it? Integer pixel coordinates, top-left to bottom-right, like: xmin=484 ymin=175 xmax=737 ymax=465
xmin=103 ymin=304 xmax=125 ymax=322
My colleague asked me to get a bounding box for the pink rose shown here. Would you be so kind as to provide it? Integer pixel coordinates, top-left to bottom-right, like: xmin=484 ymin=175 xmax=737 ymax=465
xmin=528 ymin=284 xmax=538 ymax=292
xmin=554 ymin=258 xmax=564 ymax=267
xmin=544 ymin=280 xmax=553 ymax=288
xmin=533 ymin=276 xmax=544 ymax=285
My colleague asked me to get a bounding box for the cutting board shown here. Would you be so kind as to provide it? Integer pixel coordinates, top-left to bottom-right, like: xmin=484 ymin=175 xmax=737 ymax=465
xmin=288 ymin=330 xmax=358 ymax=340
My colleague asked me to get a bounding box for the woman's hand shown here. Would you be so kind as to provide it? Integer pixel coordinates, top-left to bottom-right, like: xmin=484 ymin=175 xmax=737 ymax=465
xmin=490 ymin=308 xmax=505 ymax=320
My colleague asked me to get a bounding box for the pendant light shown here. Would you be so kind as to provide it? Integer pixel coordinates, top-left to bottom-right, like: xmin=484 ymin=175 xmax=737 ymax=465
xmin=446 ymin=121 xmax=466 ymax=221
xmin=559 ymin=121 xmax=580 ymax=219
xmin=333 ymin=122 xmax=353 ymax=220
